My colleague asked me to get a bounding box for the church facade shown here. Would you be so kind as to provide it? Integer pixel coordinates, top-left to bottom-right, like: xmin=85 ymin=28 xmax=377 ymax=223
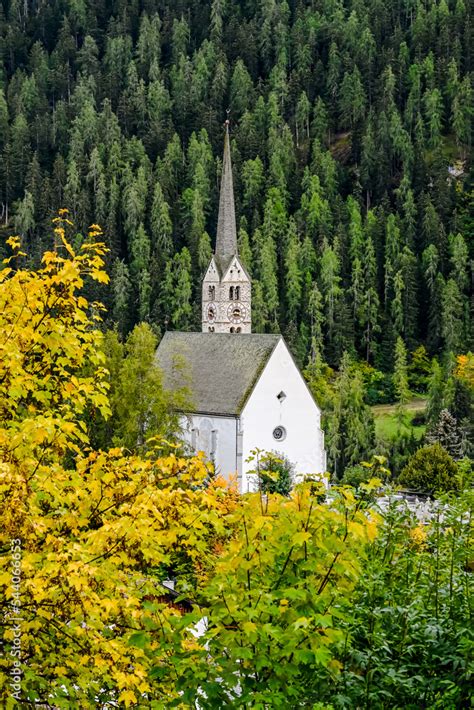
xmin=156 ymin=123 xmax=326 ymax=491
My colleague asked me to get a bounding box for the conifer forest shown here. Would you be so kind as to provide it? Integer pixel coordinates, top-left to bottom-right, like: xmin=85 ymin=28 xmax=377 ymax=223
xmin=1 ymin=0 xmax=472 ymax=364
xmin=1 ymin=2 xmax=474 ymax=707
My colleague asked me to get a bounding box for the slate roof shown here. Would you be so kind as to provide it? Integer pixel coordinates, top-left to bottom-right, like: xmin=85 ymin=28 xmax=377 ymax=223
xmin=215 ymin=122 xmax=238 ymax=267
xmin=156 ymin=332 xmax=281 ymax=416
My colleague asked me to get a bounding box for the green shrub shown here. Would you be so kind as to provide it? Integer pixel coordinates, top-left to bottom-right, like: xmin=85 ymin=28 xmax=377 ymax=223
xmin=398 ymin=443 xmax=459 ymax=494
xmin=258 ymin=451 xmax=295 ymax=496
xmin=341 ymin=456 xmax=390 ymax=490
xmin=340 ymin=464 xmax=368 ymax=487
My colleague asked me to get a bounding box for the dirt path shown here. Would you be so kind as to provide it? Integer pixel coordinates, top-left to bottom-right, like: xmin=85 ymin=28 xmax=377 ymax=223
xmin=372 ymin=398 xmax=428 ymax=416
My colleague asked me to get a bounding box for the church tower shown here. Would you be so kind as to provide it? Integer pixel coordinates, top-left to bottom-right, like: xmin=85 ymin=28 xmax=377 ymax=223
xmin=202 ymin=122 xmax=251 ymax=334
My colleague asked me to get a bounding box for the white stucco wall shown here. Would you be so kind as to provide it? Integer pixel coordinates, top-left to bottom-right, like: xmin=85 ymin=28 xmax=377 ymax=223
xmin=240 ymin=339 xmax=326 ymax=492
xmin=180 ymin=414 xmax=242 ymax=488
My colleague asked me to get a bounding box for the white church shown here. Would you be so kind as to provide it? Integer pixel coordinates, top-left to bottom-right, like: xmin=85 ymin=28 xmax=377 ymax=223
xmin=156 ymin=124 xmax=326 ymax=492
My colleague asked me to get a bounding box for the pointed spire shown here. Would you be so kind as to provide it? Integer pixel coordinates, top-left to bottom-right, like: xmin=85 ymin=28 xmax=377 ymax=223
xmin=215 ymin=120 xmax=237 ymax=266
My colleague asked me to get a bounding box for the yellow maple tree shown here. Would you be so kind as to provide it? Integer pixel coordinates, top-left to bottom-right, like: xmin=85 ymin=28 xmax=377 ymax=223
xmin=0 ymin=214 xmax=238 ymax=708
xmin=455 ymin=353 xmax=474 ymax=388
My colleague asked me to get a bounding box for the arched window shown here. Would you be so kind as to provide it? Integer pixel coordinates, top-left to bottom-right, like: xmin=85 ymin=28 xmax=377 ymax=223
xmin=235 ymin=286 xmax=240 ymax=300
xmin=236 ymin=327 xmax=241 ymax=333
xmin=229 ymin=286 xmax=234 ymax=300
xmin=208 ymin=285 xmax=215 ymax=300
xmin=208 ymin=326 xmax=215 ymax=332
xmin=230 ymin=327 xmax=235 ymax=333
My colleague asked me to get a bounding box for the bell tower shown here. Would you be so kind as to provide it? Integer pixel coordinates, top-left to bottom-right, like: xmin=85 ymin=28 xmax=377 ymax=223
xmin=202 ymin=122 xmax=251 ymax=334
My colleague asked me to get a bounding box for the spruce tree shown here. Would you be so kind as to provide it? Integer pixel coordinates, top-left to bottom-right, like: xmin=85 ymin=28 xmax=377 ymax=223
xmin=426 ymin=409 xmax=464 ymax=460
xmin=393 ymin=336 xmax=410 ymax=428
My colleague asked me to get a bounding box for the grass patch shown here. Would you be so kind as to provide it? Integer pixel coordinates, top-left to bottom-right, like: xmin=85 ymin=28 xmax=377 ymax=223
xmin=372 ymin=398 xmax=427 ymax=442
xmin=375 ymin=411 xmax=426 ymax=442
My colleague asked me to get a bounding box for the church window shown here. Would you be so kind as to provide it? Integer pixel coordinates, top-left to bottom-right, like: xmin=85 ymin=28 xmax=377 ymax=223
xmin=235 ymin=286 xmax=240 ymax=300
xmin=236 ymin=327 xmax=241 ymax=333
xmin=191 ymin=428 xmax=198 ymax=449
xmin=272 ymin=426 xmax=286 ymax=441
xmin=208 ymin=285 xmax=215 ymax=299
xmin=208 ymin=326 xmax=215 ymax=332
xmin=230 ymin=327 xmax=235 ymax=333
xmin=229 ymin=286 xmax=234 ymax=300
xmin=207 ymin=304 xmax=216 ymax=321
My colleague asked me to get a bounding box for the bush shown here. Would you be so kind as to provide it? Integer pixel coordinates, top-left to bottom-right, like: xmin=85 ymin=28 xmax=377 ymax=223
xmin=411 ymin=411 xmax=426 ymax=427
xmin=258 ymin=451 xmax=295 ymax=496
xmin=398 ymin=443 xmax=459 ymax=494
xmin=341 ymin=464 xmax=370 ymax=487
xmin=341 ymin=456 xmax=390 ymax=490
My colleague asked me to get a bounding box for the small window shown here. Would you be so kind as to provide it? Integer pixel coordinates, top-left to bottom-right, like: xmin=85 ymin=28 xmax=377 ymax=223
xmin=235 ymin=286 xmax=240 ymax=300
xmin=230 ymin=327 xmax=235 ymax=333
xmin=277 ymin=391 xmax=286 ymax=402
xmin=208 ymin=326 xmax=215 ymax=332
xmin=229 ymin=286 xmax=234 ymax=300
xmin=208 ymin=285 xmax=215 ymax=299
xmin=273 ymin=426 xmax=286 ymax=441
xmin=236 ymin=327 xmax=241 ymax=333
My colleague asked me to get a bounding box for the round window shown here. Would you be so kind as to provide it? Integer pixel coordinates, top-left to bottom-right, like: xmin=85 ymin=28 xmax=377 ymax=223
xmin=272 ymin=426 xmax=286 ymax=441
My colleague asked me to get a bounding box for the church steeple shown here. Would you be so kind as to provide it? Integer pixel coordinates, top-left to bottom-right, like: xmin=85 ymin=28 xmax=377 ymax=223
xmin=202 ymin=121 xmax=252 ymax=334
xmin=215 ymin=120 xmax=238 ymax=268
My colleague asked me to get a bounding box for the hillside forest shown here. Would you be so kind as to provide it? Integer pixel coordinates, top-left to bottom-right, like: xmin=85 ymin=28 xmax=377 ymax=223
xmin=0 ymin=0 xmax=472 ymax=472
xmin=1 ymin=2 xmax=474 ymax=705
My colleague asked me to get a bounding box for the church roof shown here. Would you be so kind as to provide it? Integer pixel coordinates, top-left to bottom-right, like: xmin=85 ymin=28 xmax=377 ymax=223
xmin=156 ymin=332 xmax=281 ymax=416
xmin=215 ymin=122 xmax=238 ymax=269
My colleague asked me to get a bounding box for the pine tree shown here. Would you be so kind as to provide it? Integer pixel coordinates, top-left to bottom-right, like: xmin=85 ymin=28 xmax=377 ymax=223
xmin=441 ymin=278 xmax=464 ymax=354
xmin=393 ymin=336 xmax=410 ymax=428
xmin=426 ymin=408 xmax=464 ymax=460
xmin=284 ymin=220 xmax=302 ymax=323
xmin=111 ymin=259 xmax=132 ymax=336
xmin=295 ymin=92 xmax=310 ymax=147
xmin=230 ymin=60 xmax=254 ymax=117
xmin=326 ymin=352 xmax=375 ymax=480
xmin=308 ymin=283 xmax=324 ymax=363
xmin=150 ymin=182 xmax=173 ymax=257
xmin=130 ymin=223 xmax=152 ymax=323
xmin=14 ymin=190 xmax=35 ymax=240
xmin=161 ymin=247 xmax=193 ymax=331
xmin=319 ymin=238 xmax=342 ymax=349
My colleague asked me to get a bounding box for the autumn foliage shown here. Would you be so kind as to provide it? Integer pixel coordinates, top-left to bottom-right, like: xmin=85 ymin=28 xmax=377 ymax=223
xmin=0 ymin=215 xmax=238 ymax=707
xmin=1 ymin=216 xmax=471 ymax=709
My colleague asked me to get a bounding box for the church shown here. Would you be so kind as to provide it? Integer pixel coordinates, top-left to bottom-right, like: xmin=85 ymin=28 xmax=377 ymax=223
xmin=156 ymin=124 xmax=326 ymax=492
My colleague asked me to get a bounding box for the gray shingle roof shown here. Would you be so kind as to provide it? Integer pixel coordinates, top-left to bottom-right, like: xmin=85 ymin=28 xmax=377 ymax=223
xmin=156 ymin=332 xmax=281 ymax=416
xmin=215 ymin=123 xmax=238 ymax=264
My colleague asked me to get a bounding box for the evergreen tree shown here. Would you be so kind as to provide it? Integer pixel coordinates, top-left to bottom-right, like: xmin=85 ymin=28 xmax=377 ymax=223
xmin=284 ymin=220 xmax=302 ymax=323
xmin=393 ymin=337 xmax=410 ymax=428
xmin=441 ymin=278 xmax=464 ymax=354
xmin=426 ymin=408 xmax=464 ymax=460
xmin=150 ymin=182 xmax=173 ymax=257
xmin=97 ymin=324 xmax=187 ymax=452
xmin=161 ymin=247 xmax=193 ymax=331
xmin=326 ymin=352 xmax=375 ymax=480
xmin=111 ymin=259 xmax=132 ymax=336
xmin=319 ymin=239 xmax=342 ymax=353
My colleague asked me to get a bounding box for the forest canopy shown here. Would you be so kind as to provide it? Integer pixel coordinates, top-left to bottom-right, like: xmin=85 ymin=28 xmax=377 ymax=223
xmin=0 ymin=0 xmax=472 ymax=370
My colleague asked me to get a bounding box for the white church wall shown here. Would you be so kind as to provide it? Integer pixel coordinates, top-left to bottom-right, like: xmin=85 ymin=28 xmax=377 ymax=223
xmin=180 ymin=414 xmax=241 ymax=488
xmin=240 ymin=339 xmax=326 ymax=493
